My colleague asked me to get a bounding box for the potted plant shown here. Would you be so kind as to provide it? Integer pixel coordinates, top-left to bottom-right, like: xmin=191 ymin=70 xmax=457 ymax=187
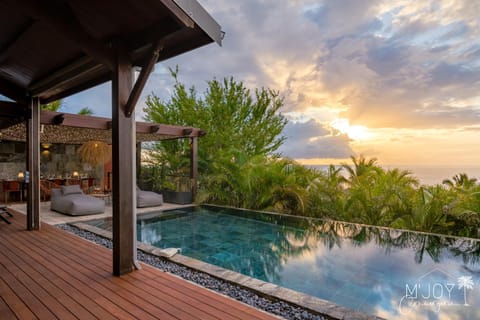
xmin=139 ymin=165 xmax=193 ymax=204
xmin=160 ymin=176 xmax=193 ymax=204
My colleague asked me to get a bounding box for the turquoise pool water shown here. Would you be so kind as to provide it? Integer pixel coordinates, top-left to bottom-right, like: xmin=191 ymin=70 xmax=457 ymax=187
xmin=87 ymin=206 xmax=480 ymax=319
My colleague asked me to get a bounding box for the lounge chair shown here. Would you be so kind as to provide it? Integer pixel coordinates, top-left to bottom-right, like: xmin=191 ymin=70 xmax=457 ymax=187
xmin=137 ymin=186 xmax=163 ymax=208
xmin=0 ymin=205 xmax=12 ymax=224
xmin=51 ymin=185 xmax=105 ymax=216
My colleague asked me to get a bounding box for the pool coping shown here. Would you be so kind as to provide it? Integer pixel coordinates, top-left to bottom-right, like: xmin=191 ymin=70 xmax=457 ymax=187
xmin=71 ymin=220 xmax=383 ymax=320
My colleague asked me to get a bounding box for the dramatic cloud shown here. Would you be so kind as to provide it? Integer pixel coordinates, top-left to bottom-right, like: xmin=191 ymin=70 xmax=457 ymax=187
xmin=63 ymin=0 xmax=480 ymax=164
xmin=278 ymin=119 xmax=353 ymax=159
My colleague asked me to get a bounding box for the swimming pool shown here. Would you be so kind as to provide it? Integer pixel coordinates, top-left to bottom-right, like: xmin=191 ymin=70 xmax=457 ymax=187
xmin=86 ymin=205 xmax=480 ymax=319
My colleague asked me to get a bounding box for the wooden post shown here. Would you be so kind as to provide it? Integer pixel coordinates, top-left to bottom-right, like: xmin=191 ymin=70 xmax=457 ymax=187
xmin=136 ymin=142 xmax=142 ymax=185
xmin=26 ymin=97 xmax=40 ymax=230
xmin=111 ymin=48 xmax=137 ymax=276
xmin=189 ymin=137 xmax=198 ymax=198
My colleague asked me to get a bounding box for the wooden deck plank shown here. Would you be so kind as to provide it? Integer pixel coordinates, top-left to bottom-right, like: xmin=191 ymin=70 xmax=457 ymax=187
xmin=0 ymin=234 xmax=101 ymax=320
xmin=0 ymin=235 xmax=130 ymax=320
xmin=0 ymin=210 xmax=279 ymax=320
xmin=10 ymin=226 xmax=217 ymax=320
xmin=29 ymin=226 xmax=243 ymax=320
xmin=0 ymin=277 xmax=36 ymax=320
xmin=0 ymin=263 xmax=56 ymax=320
xmin=37 ymin=222 xmax=276 ymax=320
xmin=39 ymin=222 xmax=276 ymax=320
xmin=7 ymin=237 xmax=179 ymax=320
xmin=0 ymin=296 xmax=18 ymax=320
xmin=1 ymin=224 xmax=171 ymax=320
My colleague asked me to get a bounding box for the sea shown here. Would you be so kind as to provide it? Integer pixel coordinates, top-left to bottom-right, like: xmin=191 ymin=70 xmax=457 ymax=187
xmin=310 ymin=165 xmax=480 ymax=186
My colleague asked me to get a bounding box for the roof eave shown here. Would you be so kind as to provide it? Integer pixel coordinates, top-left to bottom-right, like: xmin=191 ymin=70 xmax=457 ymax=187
xmin=172 ymin=0 xmax=223 ymax=46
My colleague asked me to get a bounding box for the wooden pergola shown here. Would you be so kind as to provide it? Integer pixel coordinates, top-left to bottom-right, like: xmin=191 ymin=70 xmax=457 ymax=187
xmin=0 ymin=0 xmax=221 ymax=276
xmin=0 ymin=109 xmax=204 ymax=195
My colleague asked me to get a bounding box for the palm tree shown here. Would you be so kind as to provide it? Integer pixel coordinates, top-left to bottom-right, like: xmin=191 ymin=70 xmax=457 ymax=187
xmin=342 ymin=155 xmax=380 ymax=184
xmin=457 ymin=276 xmax=474 ymax=305
xmin=78 ymin=107 xmax=94 ymax=115
xmin=443 ymin=173 xmax=477 ymax=189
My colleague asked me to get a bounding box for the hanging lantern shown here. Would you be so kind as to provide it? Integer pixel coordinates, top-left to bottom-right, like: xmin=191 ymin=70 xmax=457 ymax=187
xmin=77 ymin=141 xmax=111 ymax=166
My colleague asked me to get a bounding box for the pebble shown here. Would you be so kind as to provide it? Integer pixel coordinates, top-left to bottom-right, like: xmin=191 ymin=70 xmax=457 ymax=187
xmin=58 ymin=224 xmax=326 ymax=320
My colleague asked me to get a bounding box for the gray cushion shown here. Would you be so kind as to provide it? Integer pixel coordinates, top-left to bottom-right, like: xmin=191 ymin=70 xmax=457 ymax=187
xmin=51 ymin=188 xmax=104 ymax=216
xmin=61 ymin=185 xmax=82 ymax=195
xmin=137 ymin=190 xmax=163 ymax=208
xmin=51 ymin=188 xmax=62 ymax=198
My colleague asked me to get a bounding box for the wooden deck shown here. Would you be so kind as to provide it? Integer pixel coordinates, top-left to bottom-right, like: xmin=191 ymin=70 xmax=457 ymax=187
xmin=0 ymin=210 xmax=279 ymax=320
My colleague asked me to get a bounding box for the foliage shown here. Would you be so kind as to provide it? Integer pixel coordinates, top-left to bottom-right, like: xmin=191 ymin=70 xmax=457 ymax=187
xmin=142 ymin=70 xmax=480 ymax=238
xmin=41 ymin=100 xmax=63 ymax=111
xmin=40 ymin=100 xmax=94 ymax=115
xmin=77 ymin=107 xmax=94 ymax=115
xmin=143 ymin=68 xmax=287 ymax=191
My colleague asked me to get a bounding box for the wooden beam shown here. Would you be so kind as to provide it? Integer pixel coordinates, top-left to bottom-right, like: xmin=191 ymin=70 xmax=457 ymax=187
xmin=0 ymin=77 xmax=27 ymax=104
xmin=149 ymin=125 xmax=160 ymax=133
xmin=112 ymin=47 xmax=137 ymax=276
xmin=53 ymin=114 xmax=65 ymax=125
xmin=29 ymin=56 xmax=104 ymax=96
xmin=126 ymin=18 xmax=181 ymax=52
xmin=40 ymin=110 xmax=110 ymax=129
xmin=182 ymin=128 xmax=193 ymax=136
xmin=26 ymin=97 xmax=40 ymax=230
xmin=124 ymin=42 xmax=163 ymax=117
xmin=158 ymin=0 xmax=195 ymax=29
xmin=137 ymin=121 xmax=204 ymax=137
xmin=39 ymin=73 xmax=111 ymax=104
xmin=19 ymin=0 xmax=115 ymax=70
xmin=0 ymin=19 xmax=35 ymax=62
xmin=0 ymin=101 xmax=27 ymax=119
xmin=0 ymin=101 xmax=27 ymax=129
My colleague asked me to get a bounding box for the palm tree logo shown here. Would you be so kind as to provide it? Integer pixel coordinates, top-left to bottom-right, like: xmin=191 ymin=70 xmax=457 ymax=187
xmin=457 ymin=276 xmax=475 ymax=306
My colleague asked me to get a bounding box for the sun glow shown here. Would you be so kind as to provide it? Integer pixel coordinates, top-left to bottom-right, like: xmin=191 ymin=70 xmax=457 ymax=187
xmin=330 ymin=118 xmax=370 ymax=141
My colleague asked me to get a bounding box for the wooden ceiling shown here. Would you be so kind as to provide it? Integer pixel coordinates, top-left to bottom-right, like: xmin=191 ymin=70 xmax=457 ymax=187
xmin=0 ymin=0 xmax=221 ymax=104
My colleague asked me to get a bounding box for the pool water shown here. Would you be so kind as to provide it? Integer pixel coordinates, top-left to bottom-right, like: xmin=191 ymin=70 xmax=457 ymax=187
xmin=87 ymin=206 xmax=480 ymax=319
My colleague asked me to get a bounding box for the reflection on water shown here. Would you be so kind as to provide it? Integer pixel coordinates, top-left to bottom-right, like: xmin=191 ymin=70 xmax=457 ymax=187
xmin=95 ymin=206 xmax=480 ymax=319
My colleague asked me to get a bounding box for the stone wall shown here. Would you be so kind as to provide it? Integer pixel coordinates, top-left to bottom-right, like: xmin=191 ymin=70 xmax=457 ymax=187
xmin=0 ymin=141 xmax=99 ymax=180
xmin=0 ymin=142 xmax=27 ymax=180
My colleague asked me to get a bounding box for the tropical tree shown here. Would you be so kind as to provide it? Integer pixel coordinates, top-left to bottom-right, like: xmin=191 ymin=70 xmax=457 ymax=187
xmin=41 ymin=100 xmax=63 ymax=111
xmin=77 ymin=107 xmax=94 ymax=115
xmin=443 ymin=173 xmax=477 ymax=189
xmin=341 ymin=157 xmax=418 ymax=226
xmin=307 ymin=165 xmax=346 ymax=218
xmin=143 ymin=67 xmax=287 ymax=194
xmin=342 ymin=155 xmax=380 ymax=184
xmin=392 ymin=186 xmax=454 ymax=233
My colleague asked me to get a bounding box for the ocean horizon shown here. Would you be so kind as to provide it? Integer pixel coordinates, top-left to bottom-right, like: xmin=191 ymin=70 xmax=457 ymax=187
xmin=309 ymin=164 xmax=480 ymax=186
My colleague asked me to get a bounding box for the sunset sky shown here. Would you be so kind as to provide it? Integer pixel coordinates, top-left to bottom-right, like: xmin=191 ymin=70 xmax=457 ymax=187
xmin=62 ymin=0 xmax=480 ymax=167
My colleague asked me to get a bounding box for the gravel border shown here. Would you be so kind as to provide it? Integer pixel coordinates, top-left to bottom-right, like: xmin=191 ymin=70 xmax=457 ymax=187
xmin=58 ymin=224 xmax=326 ymax=320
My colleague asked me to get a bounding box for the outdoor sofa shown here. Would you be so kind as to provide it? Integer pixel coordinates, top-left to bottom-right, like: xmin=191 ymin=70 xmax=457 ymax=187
xmin=137 ymin=186 xmax=163 ymax=208
xmin=51 ymin=185 xmax=105 ymax=216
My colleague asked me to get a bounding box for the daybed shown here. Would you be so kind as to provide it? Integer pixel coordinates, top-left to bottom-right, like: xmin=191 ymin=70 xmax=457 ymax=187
xmin=137 ymin=187 xmax=163 ymax=208
xmin=51 ymin=185 xmax=105 ymax=216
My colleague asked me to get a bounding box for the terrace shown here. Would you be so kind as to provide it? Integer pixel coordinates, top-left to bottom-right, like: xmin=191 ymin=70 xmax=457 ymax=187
xmin=0 ymin=0 xmax=284 ymax=319
xmin=0 ymin=209 xmax=277 ymax=320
